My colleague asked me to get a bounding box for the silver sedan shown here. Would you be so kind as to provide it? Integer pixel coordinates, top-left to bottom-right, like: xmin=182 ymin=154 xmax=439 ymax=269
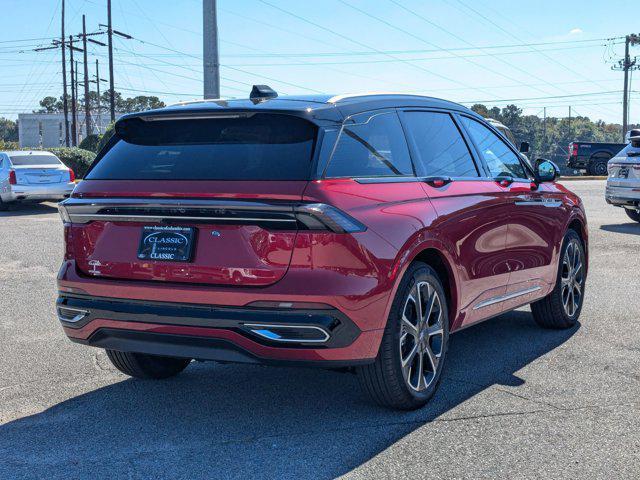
xmin=0 ymin=150 xmax=76 ymax=210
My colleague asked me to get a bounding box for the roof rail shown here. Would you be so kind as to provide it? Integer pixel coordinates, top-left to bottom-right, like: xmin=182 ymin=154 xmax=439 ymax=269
xmin=327 ymin=91 xmax=429 ymax=103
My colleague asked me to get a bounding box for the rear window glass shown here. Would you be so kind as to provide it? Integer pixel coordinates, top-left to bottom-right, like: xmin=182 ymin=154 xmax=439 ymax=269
xmin=86 ymin=113 xmax=317 ymax=181
xmin=615 ymin=143 xmax=640 ymax=158
xmin=10 ymin=154 xmax=61 ymax=166
xmin=324 ymin=110 xmax=413 ymax=178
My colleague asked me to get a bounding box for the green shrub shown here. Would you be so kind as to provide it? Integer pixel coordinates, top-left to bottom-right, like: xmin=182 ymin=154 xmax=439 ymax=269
xmin=96 ymin=122 xmax=115 ymax=153
xmin=0 ymin=140 xmax=19 ymax=150
xmin=48 ymin=147 xmax=96 ymax=178
xmin=79 ymin=134 xmax=101 ymax=153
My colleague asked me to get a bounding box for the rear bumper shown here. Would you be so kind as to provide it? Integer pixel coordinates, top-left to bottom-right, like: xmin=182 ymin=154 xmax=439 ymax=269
xmin=605 ymin=183 xmax=640 ymax=207
xmin=58 ymin=294 xmax=379 ymax=366
xmin=6 ymin=182 xmax=74 ymax=201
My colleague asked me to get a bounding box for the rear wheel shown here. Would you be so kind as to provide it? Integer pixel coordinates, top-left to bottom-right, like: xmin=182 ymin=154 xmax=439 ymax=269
xmin=105 ymin=350 xmax=191 ymax=379
xmin=531 ymin=230 xmax=586 ymax=329
xmin=588 ymin=156 xmax=609 ymax=176
xmin=0 ymin=197 xmax=8 ymax=211
xmin=357 ymin=262 xmax=449 ymax=410
xmin=625 ymin=209 xmax=640 ymax=223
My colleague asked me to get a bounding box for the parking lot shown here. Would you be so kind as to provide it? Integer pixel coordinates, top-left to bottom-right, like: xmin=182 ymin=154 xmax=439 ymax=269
xmin=0 ymin=180 xmax=638 ymax=479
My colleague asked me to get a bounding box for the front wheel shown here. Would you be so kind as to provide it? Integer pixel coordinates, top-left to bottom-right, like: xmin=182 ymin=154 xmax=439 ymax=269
xmin=531 ymin=230 xmax=586 ymax=329
xmin=105 ymin=350 xmax=191 ymax=379
xmin=357 ymin=262 xmax=449 ymax=410
xmin=625 ymin=209 xmax=640 ymax=223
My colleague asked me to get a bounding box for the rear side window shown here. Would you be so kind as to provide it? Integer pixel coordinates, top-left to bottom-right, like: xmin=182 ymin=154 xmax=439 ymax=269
xmin=324 ymin=110 xmax=413 ymax=178
xmin=9 ymin=154 xmax=61 ymax=166
xmin=86 ymin=113 xmax=317 ymax=181
xmin=461 ymin=116 xmax=528 ymax=179
xmin=402 ymin=111 xmax=479 ymax=177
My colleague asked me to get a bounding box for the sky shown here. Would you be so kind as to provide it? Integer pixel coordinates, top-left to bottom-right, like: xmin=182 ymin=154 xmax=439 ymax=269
xmin=1 ymin=0 xmax=639 ymax=123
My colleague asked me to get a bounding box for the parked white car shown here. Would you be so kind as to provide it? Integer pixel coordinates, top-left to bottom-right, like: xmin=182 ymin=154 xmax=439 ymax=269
xmin=0 ymin=151 xmax=75 ymax=210
xmin=605 ymin=129 xmax=640 ymax=222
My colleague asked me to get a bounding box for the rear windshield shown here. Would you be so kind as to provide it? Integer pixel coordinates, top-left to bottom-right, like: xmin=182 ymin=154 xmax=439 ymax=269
xmin=614 ymin=143 xmax=640 ymax=159
xmin=10 ymin=154 xmax=61 ymax=166
xmin=87 ymin=113 xmax=318 ymax=181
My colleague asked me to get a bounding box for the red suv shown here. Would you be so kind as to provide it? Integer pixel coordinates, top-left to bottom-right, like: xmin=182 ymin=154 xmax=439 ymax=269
xmin=57 ymin=89 xmax=588 ymax=410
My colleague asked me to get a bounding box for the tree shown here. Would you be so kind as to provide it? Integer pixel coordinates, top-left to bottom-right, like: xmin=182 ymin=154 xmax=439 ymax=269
xmin=37 ymin=91 xmax=166 ymax=117
xmin=0 ymin=117 xmax=18 ymax=142
xmin=37 ymin=96 xmax=63 ymax=113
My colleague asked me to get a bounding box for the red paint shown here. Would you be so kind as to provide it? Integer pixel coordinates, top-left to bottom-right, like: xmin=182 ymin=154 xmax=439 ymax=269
xmin=59 ymin=176 xmax=587 ymax=363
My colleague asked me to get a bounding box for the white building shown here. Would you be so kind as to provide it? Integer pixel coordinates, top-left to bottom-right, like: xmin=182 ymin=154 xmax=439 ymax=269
xmin=18 ymin=112 xmax=118 ymax=148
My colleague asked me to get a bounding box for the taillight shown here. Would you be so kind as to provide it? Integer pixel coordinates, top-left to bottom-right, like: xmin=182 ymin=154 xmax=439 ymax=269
xmin=68 ymin=169 xmax=75 ymax=182
xmin=294 ymin=204 xmax=366 ymax=233
xmin=569 ymin=143 xmax=578 ymax=158
xmin=8 ymin=170 xmax=17 ymax=185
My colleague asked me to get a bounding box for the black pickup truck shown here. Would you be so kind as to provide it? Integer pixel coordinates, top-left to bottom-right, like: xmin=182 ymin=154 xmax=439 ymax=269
xmin=567 ymin=141 xmax=627 ymax=175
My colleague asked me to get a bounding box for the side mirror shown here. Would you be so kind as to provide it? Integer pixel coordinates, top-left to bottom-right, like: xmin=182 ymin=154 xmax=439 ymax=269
xmin=519 ymin=141 xmax=530 ymax=153
xmin=535 ymin=159 xmax=560 ymax=183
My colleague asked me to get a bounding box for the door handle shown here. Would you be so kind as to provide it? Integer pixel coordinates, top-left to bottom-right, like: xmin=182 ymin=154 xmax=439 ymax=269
xmin=495 ymin=176 xmax=514 ymax=187
xmin=423 ymin=176 xmax=452 ymax=188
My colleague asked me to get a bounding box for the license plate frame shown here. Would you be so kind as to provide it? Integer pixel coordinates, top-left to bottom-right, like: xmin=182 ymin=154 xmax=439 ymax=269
xmin=137 ymin=226 xmax=196 ymax=262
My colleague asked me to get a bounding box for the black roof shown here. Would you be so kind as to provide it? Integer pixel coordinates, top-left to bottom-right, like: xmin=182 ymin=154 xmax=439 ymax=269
xmin=118 ymin=92 xmax=479 ymax=127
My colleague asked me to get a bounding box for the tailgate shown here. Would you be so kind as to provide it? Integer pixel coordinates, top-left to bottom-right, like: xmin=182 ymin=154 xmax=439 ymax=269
xmin=63 ymin=180 xmax=308 ymax=287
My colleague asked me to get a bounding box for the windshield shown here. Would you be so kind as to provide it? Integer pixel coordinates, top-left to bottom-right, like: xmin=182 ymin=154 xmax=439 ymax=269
xmin=10 ymin=154 xmax=61 ymax=166
xmin=87 ymin=113 xmax=318 ymax=181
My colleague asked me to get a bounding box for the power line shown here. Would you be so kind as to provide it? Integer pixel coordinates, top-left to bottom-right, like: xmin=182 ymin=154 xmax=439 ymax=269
xmin=257 ymin=0 xmax=499 ymax=98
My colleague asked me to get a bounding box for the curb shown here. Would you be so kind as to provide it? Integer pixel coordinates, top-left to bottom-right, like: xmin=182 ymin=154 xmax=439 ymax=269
xmin=559 ymin=176 xmax=607 ymax=181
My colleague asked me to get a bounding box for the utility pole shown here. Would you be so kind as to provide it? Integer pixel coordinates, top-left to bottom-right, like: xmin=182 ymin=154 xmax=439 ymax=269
xmin=107 ymin=0 xmax=115 ymax=122
xmin=61 ymin=0 xmax=69 ymax=146
xmin=69 ymin=35 xmax=77 ymax=146
xmin=95 ymin=59 xmax=102 ymax=133
xmin=613 ymin=34 xmax=640 ymax=141
xmin=82 ymin=15 xmax=91 ymax=137
xmin=203 ymin=0 xmax=220 ymax=99
xmin=568 ymin=106 xmax=572 ymax=139
xmin=542 ymin=107 xmax=547 ymax=156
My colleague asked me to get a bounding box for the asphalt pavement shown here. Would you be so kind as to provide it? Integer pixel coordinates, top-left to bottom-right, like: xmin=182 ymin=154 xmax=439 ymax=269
xmin=0 ymin=180 xmax=638 ymax=479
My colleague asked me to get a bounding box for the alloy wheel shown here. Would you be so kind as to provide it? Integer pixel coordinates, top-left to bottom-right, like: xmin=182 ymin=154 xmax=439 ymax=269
xmin=560 ymin=239 xmax=584 ymax=317
xmin=399 ymin=281 xmax=444 ymax=391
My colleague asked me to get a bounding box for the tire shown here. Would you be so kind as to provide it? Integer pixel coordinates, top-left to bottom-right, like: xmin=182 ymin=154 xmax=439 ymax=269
xmin=588 ymin=157 xmax=609 ymax=176
xmin=357 ymin=262 xmax=450 ymax=410
xmin=531 ymin=230 xmax=586 ymax=329
xmin=625 ymin=209 xmax=640 ymax=223
xmin=105 ymin=349 xmax=191 ymax=379
xmin=0 ymin=198 xmax=8 ymax=211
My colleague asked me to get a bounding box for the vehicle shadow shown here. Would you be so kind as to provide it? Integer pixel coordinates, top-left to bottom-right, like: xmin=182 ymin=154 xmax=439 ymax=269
xmin=0 ymin=202 xmax=59 ymax=217
xmin=0 ymin=310 xmax=578 ymax=479
xmin=600 ymin=223 xmax=640 ymax=236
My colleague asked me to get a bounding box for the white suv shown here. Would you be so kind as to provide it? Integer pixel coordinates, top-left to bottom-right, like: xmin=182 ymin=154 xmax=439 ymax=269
xmin=605 ymin=130 xmax=640 ymax=222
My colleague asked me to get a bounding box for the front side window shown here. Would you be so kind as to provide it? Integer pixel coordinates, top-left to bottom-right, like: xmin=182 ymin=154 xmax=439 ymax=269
xmin=461 ymin=116 xmax=528 ymax=179
xmin=324 ymin=110 xmax=413 ymax=178
xmin=402 ymin=111 xmax=479 ymax=177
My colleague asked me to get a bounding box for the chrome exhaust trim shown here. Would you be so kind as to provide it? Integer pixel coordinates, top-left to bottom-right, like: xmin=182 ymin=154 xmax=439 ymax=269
xmin=243 ymin=323 xmax=330 ymax=344
xmin=57 ymin=306 xmax=89 ymax=323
